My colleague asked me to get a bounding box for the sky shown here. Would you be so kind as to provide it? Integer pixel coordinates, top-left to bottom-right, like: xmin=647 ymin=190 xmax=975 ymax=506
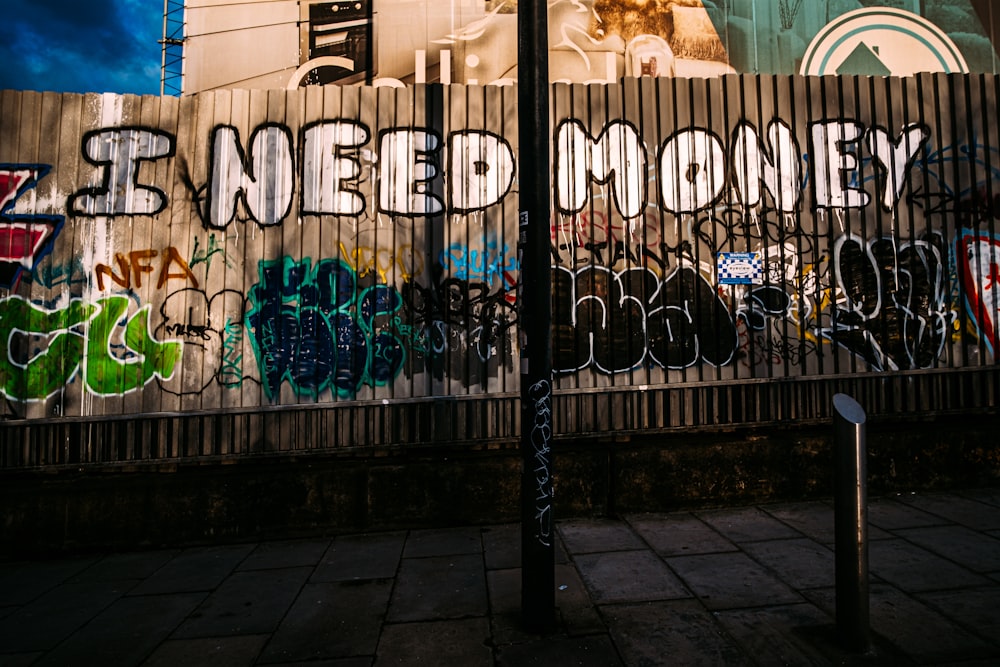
xmin=1 ymin=0 xmax=163 ymax=95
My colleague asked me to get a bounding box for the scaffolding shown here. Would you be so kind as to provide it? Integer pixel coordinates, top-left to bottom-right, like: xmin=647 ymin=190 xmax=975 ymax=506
xmin=160 ymin=0 xmax=185 ymax=96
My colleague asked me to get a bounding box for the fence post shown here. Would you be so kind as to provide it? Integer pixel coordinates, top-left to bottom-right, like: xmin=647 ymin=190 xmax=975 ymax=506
xmin=518 ymin=0 xmax=555 ymax=633
xmin=833 ymin=393 xmax=870 ymax=653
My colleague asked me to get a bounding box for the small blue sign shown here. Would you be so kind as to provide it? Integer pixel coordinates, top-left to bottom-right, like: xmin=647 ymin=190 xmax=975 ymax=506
xmin=718 ymin=252 xmax=762 ymax=285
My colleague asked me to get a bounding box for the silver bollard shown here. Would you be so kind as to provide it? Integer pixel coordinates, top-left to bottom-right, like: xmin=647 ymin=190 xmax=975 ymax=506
xmin=833 ymin=393 xmax=870 ymax=652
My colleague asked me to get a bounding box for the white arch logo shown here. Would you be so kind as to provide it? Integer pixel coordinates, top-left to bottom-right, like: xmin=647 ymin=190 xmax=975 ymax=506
xmin=800 ymin=7 xmax=968 ymax=77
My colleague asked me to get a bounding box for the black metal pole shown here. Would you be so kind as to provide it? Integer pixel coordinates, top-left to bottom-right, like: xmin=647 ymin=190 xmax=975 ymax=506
xmin=518 ymin=0 xmax=555 ymax=633
xmin=833 ymin=393 xmax=870 ymax=653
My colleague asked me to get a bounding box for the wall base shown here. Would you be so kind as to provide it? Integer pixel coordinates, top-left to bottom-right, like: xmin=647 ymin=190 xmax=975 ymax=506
xmin=3 ymin=412 xmax=999 ymax=558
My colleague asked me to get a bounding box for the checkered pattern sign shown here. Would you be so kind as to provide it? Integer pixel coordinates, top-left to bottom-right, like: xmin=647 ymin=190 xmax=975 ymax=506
xmin=717 ymin=252 xmax=762 ymax=285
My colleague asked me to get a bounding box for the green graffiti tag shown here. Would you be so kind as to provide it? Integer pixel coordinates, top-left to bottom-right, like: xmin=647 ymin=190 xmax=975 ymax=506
xmin=0 ymin=296 xmax=181 ymax=401
xmin=189 ymin=233 xmax=232 ymax=276
xmin=0 ymin=297 xmax=95 ymax=399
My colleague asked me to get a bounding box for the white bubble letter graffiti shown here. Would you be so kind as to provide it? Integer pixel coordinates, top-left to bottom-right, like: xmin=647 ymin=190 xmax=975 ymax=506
xmin=207 ymin=124 xmax=294 ymax=228
xmin=378 ymin=129 xmax=444 ymax=216
xmin=448 ymin=131 xmax=515 ymax=212
xmin=866 ymin=124 xmax=929 ymax=211
xmin=732 ymin=120 xmax=801 ymax=213
xmin=554 ymin=120 xmax=647 ymax=221
xmin=659 ymin=129 xmax=726 ymax=214
xmin=811 ymin=120 xmax=870 ymax=209
xmin=72 ymin=128 xmax=174 ymax=216
xmin=301 ymin=121 xmax=370 ymax=217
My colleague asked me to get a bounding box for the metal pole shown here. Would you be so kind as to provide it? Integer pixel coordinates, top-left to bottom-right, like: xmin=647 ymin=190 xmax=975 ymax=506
xmin=833 ymin=393 xmax=870 ymax=653
xmin=518 ymin=0 xmax=555 ymax=633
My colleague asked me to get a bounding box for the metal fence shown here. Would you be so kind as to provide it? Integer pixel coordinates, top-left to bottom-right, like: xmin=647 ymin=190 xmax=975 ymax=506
xmin=3 ymin=74 xmax=1000 ymax=468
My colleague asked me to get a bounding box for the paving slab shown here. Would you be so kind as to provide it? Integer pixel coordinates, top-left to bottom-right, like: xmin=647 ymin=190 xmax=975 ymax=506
xmin=71 ymin=550 xmax=179 ymax=583
xmin=894 ymin=493 xmax=1000 ymax=531
xmin=173 ymin=567 xmax=312 ymax=638
xmin=130 ymin=544 xmax=255 ymax=595
xmin=554 ymin=562 xmax=605 ymax=636
xmin=915 ymin=586 xmax=1000 ymax=646
xmin=602 ymin=599 xmax=750 ymax=667
xmin=0 ymin=579 xmax=132 ymax=652
xmin=869 ymin=538 xmax=991 ymax=592
xmin=558 ymin=519 xmax=646 ymax=554
xmin=804 ymin=584 xmax=1000 ymax=664
xmin=261 ymin=660 xmax=372 ymax=667
xmin=760 ymin=502 xmax=836 ymax=544
xmin=374 ymin=618 xmax=492 ymax=666
xmin=666 ymin=551 xmax=801 ymax=610
xmin=894 ymin=525 xmax=1000 ymax=574
xmin=957 ymin=487 xmax=1000 ymax=508
xmin=259 ymin=579 xmax=392 ymax=663
xmin=741 ymin=538 xmax=836 ymax=590
xmin=695 ymin=507 xmax=802 ymax=543
xmin=403 ymin=527 xmax=483 ymax=558
xmin=482 ymin=524 xmax=520 ymax=570
xmin=386 ymin=554 xmax=487 ymax=622
xmin=624 ymin=513 xmax=738 ymax=556
xmin=32 ymin=592 xmax=205 ymax=667
xmin=485 ymin=568 xmax=528 ymax=646
xmin=712 ymin=603 xmax=839 ymax=667
xmin=0 ymin=652 xmax=43 ymax=666
xmin=575 ymin=550 xmax=690 ymax=604
xmin=0 ymin=557 xmax=100 ymax=606
xmin=141 ymin=635 xmax=269 ymax=667
xmin=311 ymin=532 xmax=405 ymax=583
xmin=495 ymin=634 xmax=622 ymax=666
xmin=869 ymin=495 xmax=947 ymax=531
xmin=237 ymin=538 xmax=330 ymax=571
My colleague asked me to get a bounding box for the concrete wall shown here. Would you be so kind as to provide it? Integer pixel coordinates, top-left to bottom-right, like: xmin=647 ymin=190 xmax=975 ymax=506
xmin=3 ymin=410 xmax=999 ymax=556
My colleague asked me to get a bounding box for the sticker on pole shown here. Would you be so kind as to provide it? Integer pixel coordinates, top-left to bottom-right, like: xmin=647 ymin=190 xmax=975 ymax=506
xmin=717 ymin=252 xmax=762 ymax=285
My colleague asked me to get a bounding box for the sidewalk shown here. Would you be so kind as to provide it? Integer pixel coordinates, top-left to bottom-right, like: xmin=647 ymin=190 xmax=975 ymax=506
xmin=1 ymin=488 xmax=999 ymax=666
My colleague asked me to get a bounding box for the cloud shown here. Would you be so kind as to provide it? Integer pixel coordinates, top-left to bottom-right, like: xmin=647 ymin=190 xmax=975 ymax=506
xmin=0 ymin=0 xmax=162 ymax=94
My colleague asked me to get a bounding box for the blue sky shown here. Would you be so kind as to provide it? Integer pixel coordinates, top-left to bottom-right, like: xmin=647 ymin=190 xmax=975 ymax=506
xmin=1 ymin=0 xmax=163 ymax=95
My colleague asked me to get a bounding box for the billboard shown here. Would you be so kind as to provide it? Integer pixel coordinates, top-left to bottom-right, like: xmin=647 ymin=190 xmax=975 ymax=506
xmin=183 ymin=0 xmax=999 ymax=92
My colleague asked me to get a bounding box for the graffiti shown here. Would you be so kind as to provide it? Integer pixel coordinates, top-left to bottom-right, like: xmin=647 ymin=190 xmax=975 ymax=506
xmin=341 ymin=242 xmax=425 ymax=282
xmin=94 ymin=247 xmax=199 ymax=291
xmin=155 ymin=289 xmax=247 ymax=394
xmin=70 ymin=128 xmax=175 ymax=217
xmin=811 ymin=121 xmax=928 ymax=211
xmin=4 ymin=81 xmax=1000 ymax=425
xmin=957 ymin=230 xmax=1000 ymax=354
xmin=554 ymin=118 xmax=927 ymax=225
xmin=0 ymin=164 xmax=65 ymax=289
xmin=440 ymin=238 xmax=518 ymax=287
xmin=401 ymin=271 xmax=518 ymax=382
xmin=200 ymin=122 xmax=517 ymax=228
xmin=555 ymin=120 xmax=647 ymax=220
xmin=822 ymin=234 xmax=953 ymax=371
xmin=205 ymin=123 xmax=295 ymax=228
xmin=553 ymin=263 xmax=737 ymax=374
xmin=30 ymin=256 xmax=88 ymax=289
xmin=246 ymin=257 xmax=404 ymax=399
xmin=0 ymin=296 xmax=181 ymax=400
xmin=528 ymin=378 xmax=553 ymax=548
xmin=189 ymin=234 xmax=233 ymax=276
xmin=736 ymin=284 xmax=817 ymax=368
xmin=220 ymin=318 xmax=245 ymax=387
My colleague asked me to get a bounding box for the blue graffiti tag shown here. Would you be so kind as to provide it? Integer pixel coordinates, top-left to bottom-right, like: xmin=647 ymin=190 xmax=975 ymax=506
xmin=246 ymin=256 xmax=405 ymax=399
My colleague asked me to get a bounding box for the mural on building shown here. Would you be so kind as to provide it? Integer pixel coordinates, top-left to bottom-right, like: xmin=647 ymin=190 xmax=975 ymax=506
xmin=2 ymin=67 xmax=1000 ymax=418
xmin=182 ymin=1 xmax=998 ymax=93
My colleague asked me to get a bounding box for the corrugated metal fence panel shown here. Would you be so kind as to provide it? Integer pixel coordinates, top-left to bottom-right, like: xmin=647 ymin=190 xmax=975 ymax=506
xmin=2 ymin=76 xmax=1000 ymax=468
xmin=0 ymin=85 xmax=521 ymax=423
xmin=550 ymin=74 xmax=1000 ymax=391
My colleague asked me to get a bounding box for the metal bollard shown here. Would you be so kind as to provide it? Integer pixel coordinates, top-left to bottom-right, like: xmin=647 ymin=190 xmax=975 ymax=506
xmin=833 ymin=393 xmax=870 ymax=653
